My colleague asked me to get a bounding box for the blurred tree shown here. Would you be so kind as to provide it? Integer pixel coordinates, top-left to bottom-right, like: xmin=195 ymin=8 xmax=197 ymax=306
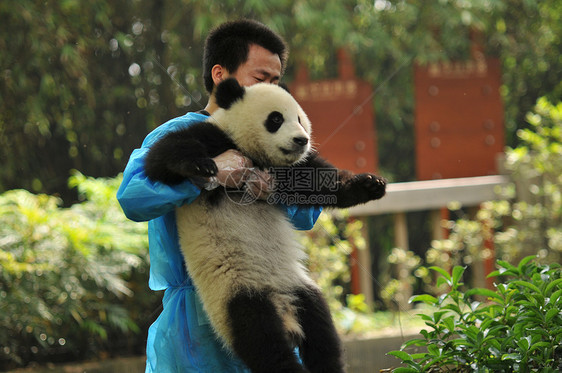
xmin=0 ymin=0 xmax=206 ymax=202
xmin=486 ymin=0 xmax=562 ymax=144
xmin=1 ymin=0 xmax=560 ymax=199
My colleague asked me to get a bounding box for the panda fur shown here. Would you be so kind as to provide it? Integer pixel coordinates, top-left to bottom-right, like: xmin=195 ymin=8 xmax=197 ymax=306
xmin=145 ymin=78 xmax=386 ymax=373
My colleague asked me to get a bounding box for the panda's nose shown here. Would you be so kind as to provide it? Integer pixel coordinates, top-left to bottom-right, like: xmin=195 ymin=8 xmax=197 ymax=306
xmin=293 ymin=137 xmax=309 ymax=147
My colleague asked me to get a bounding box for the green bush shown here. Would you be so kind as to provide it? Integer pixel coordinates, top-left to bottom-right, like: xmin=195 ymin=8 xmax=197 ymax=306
xmin=388 ymin=256 xmax=562 ymax=372
xmin=0 ymin=172 xmax=158 ymax=369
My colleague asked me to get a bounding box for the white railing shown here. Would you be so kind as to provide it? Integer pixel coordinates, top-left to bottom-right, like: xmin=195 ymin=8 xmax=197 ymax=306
xmin=346 ymin=174 xmax=511 ymax=308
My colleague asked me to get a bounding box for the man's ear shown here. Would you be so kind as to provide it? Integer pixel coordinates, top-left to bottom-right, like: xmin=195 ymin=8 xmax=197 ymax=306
xmin=211 ymin=64 xmax=226 ymax=87
xmin=215 ymin=78 xmax=245 ymax=109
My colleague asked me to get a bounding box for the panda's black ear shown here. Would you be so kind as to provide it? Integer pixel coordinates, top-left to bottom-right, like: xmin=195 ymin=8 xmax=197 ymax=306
xmin=278 ymin=82 xmax=290 ymax=94
xmin=215 ymin=78 xmax=245 ymax=109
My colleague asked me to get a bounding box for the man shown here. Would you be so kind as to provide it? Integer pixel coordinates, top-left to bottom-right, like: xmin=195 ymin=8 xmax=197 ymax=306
xmin=117 ymin=19 xmax=321 ymax=372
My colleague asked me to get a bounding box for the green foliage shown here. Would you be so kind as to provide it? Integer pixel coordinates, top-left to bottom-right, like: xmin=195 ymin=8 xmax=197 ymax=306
xmin=0 ymin=173 xmax=156 ymax=369
xmin=499 ymin=98 xmax=562 ymax=261
xmin=302 ymin=212 xmax=355 ymax=315
xmin=488 ymin=0 xmax=562 ymax=144
xmin=303 ymin=212 xmax=375 ymax=334
xmin=381 ymin=247 xmax=423 ymax=311
xmin=392 ymin=97 xmax=562 ymax=371
xmin=303 ymin=213 xmax=426 ymax=335
xmin=388 ymin=257 xmax=562 ymax=372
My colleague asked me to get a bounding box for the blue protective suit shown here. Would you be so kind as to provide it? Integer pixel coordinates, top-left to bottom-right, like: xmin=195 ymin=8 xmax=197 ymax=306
xmin=117 ymin=112 xmax=321 ymax=372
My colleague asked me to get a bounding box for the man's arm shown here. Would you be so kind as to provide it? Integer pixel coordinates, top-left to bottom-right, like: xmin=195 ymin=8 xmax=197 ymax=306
xmin=117 ymin=146 xmax=202 ymax=222
xmin=117 ymin=116 xmax=206 ymax=222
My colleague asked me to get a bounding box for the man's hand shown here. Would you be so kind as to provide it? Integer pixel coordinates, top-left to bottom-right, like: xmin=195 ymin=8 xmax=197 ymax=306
xmin=211 ymin=149 xmax=272 ymax=198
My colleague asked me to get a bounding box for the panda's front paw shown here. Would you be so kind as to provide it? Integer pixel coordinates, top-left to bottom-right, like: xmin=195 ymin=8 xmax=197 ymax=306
xmin=352 ymin=173 xmax=386 ymax=201
xmin=181 ymin=158 xmax=218 ymax=177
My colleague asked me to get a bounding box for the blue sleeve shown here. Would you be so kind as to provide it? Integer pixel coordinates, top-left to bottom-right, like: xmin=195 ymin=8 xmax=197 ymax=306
xmin=283 ymin=204 xmax=322 ymax=230
xmin=116 ymin=115 xmax=204 ymax=222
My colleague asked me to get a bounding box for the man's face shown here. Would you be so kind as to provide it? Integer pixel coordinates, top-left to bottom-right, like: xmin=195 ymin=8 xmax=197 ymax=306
xmin=226 ymin=44 xmax=282 ymax=87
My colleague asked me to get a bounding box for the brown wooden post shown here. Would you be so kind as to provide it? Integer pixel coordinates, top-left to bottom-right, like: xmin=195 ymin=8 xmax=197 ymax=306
xmin=393 ymin=212 xmax=411 ymax=310
xmin=414 ymin=51 xmax=505 ymax=180
xmin=481 ymin=204 xmax=497 ymax=290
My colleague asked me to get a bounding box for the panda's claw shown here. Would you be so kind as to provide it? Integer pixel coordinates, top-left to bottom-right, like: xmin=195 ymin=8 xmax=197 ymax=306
xmin=181 ymin=158 xmax=218 ymax=177
xmin=352 ymin=173 xmax=387 ymax=200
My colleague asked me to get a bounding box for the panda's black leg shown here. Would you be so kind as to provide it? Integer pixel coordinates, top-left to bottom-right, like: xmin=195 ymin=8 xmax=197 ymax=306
xmin=295 ymin=286 xmax=345 ymax=373
xmin=227 ymin=290 xmax=308 ymax=373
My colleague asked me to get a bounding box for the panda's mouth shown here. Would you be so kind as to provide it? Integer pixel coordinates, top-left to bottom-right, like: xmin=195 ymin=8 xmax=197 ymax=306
xmin=280 ymin=138 xmax=309 ymax=154
xmin=279 ymin=147 xmax=307 ymax=157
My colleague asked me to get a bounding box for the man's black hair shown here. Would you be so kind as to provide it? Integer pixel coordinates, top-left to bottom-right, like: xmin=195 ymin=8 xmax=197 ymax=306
xmin=202 ymin=19 xmax=288 ymax=93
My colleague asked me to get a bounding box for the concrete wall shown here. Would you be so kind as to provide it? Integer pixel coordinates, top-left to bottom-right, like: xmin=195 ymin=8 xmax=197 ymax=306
xmin=8 ymin=334 xmax=421 ymax=372
xmin=344 ymin=334 xmax=421 ymax=372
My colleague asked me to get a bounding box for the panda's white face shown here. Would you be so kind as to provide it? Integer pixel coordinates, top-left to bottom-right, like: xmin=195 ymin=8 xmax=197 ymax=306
xmin=211 ymin=82 xmax=312 ymax=167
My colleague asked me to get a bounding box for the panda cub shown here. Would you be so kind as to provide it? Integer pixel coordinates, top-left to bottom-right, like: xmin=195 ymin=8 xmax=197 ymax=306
xmin=145 ymin=78 xmax=386 ymax=373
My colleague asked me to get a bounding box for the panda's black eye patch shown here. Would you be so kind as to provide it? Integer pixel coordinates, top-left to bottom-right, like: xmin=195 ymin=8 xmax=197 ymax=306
xmin=265 ymin=111 xmax=284 ymax=133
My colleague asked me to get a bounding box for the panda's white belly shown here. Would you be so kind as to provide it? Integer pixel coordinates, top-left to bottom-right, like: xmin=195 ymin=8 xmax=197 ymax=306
xmin=175 ymin=196 xmax=312 ymax=345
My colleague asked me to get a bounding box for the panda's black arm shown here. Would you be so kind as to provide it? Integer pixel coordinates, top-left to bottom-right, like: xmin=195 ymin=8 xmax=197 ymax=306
xmin=145 ymin=122 xmax=237 ymax=185
xmin=273 ymin=153 xmax=386 ymax=208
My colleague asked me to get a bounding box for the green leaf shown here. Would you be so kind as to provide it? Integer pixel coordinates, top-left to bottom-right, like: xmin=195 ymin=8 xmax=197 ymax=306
xmin=441 ymin=303 xmax=462 ymax=314
xmin=392 ymin=368 xmax=418 ymax=373
xmin=451 ymin=266 xmax=466 ymax=287
xmin=387 ymin=350 xmax=412 ymax=361
xmin=498 ymin=268 xmax=520 ymax=277
xmin=423 ymin=354 xmax=455 ymax=369
xmin=476 ymin=330 xmax=484 ymax=345
xmin=516 ymin=336 xmax=531 ymax=351
xmin=502 ymin=353 xmax=521 ymax=361
xmin=403 ymin=339 xmax=427 ymax=348
xmin=436 ymin=276 xmax=451 ymax=288
xmin=517 ymin=255 xmax=537 ymax=271
xmin=497 ymin=260 xmax=519 ymax=275
xmin=427 ymin=344 xmax=440 ymax=356
xmin=429 ymin=266 xmax=452 ymax=281
xmin=417 ymin=314 xmax=433 ymax=322
xmin=432 ymin=311 xmax=448 ymax=324
xmin=487 ymin=337 xmax=502 ymax=351
xmin=529 ymin=341 xmax=551 ymax=353
xmin=409 ymin=294 xmax=438 ymax=305
xmin=486 ymin=325 xmax=509 ymax=338
xmin=551 ymin=289 xmax=562 ymax=304
xmin=465 ymin=287 xmax=503 ymax=302
xmin=545 ymin=307 xmax=559 ymax=323
xmin=544 ymin=278 xmax=562 ymax=295
xmin=511 ymin=280 xmax=541 ymax=294
xmin=442 ymin=316 xmax=456 ymax=333
xmin=451 ymin=338 xmax=471 ymax=347
xmin=480 ymin=318 xmax=493 ymax=331
xmin=487 ymin=270 xmax=501 ymax=278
